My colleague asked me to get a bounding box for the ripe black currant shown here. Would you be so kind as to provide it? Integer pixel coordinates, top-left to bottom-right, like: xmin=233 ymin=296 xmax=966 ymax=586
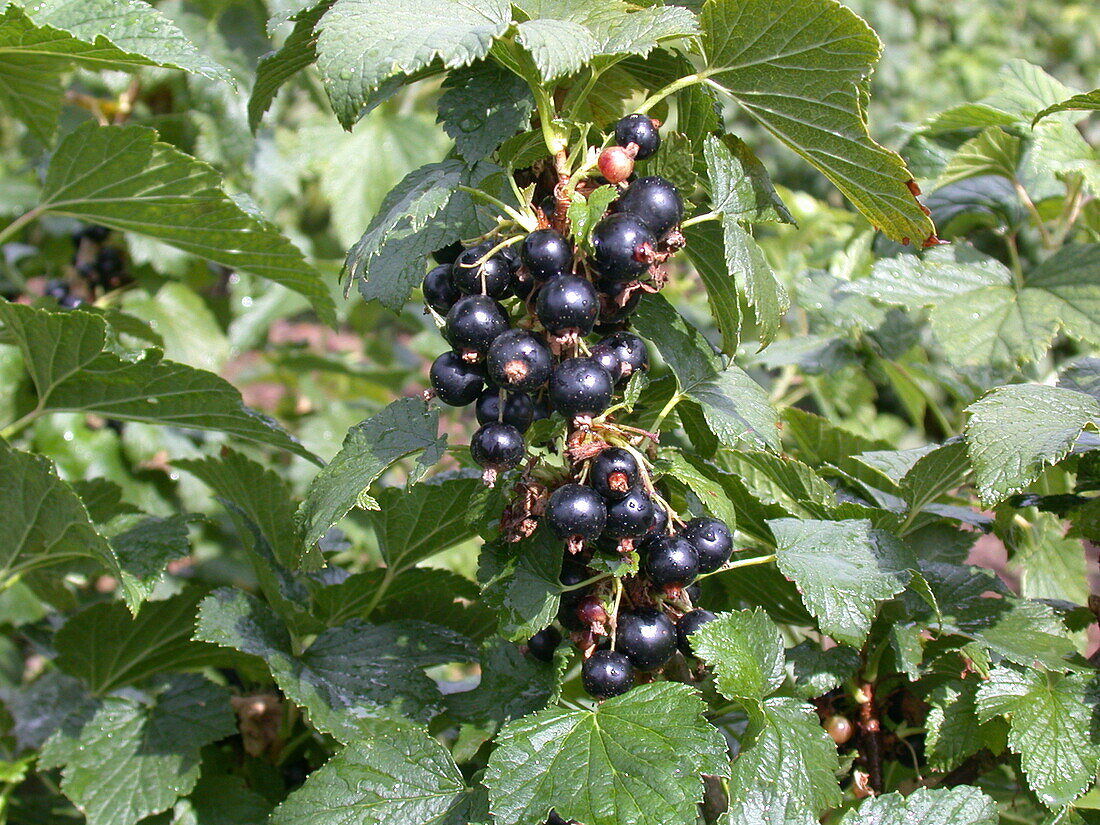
xmin=546 ymin=483 xmax=606 ymax=542
xmin=470 ymin=422 xmax=525 ymax=473
xmin=451 ymin=248 xmax=513 ymax=298
xmin=604 ymin=488 xmax=655 ymax=539
xmin=512 ymin=270 xmax=536 ymax=302
xmin=549 ymin=358 xmax=614 ymax=419
xmin=498 ymin=244 xmax=521 ymax=274
xmin=591 ymin=214 xmax=654 ymax=281
xmin=591 ymin=447 xmax=640 ymax=501
xmin=532 ymin=395 xmax=551 ymax=422
xmin=676 ymin=608 xmax=717 ymax=656
xmin=432 ymin=241 xmax=463 ymax=264
xmin=77 ymin=224 xmax=111 ymax=244
xmin=615 ymin=114 xmax=661 ymax=159
xmin=595 ymin=332 xmax=649 ymax=383
xmin=444 ymin=295 xmax=509 ymax=359
xmin=558 ymin=559 xmax=591 ymax=631
xmin=476 ymin=389 xmax=534 ymax=432
xmin=595 ymin=277 xmax=642 ymax=323
xmin=521 ymin=228 xmax=572 ymax=281
xmin=429 ymin=352 xmax=484 ymax=406
xmin=95 ymin=247 xmax=125 ymax=277
xmin=617 ymin=608 xmax=677 ymax=671
xmin=649 ymin=504 xmax=670 ymax=536
xmin=590 ymin=344 xmax=623 ymax=383
xmin=487 ymin=330 xmax=552 ymax=393
xmin=536 ymin=275 xmax=599 ymax=336
xmin=582 ymin=649 xmax=634 ymax=699
xmin=423 ymin=264 xmax=460 ymax=314
xmin=616 ymin=176 xmax=683 ymax=238
xmin=642 ymin=534 xmax=699 ymax=589
xmin=681 ymin=517 xmax=733 ymax=574
xmin=527 ymin=626 xmax=562 ymax=662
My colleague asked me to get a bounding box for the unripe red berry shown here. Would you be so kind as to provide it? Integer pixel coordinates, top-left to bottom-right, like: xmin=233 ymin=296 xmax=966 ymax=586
xmin=598 ymin=146 xmax=635 ymax=184
xmin=825 ymin=715 xmax=854 ymax=745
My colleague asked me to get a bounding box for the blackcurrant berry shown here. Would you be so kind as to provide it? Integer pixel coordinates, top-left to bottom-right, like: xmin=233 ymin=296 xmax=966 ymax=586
xmin=595 ymin=332 xmax=649 ymax=383
xmin=423 ymin=264 xmax=460 ymax=314
xmin=498 ymin=244 xmax=521 ymax=274
xmin=44 ymin=279 xmax=70 ymax=301
xmin=826 ymin=715 xmax=855 ymax=745
xmin=681 ymin=517 xmax=733 ymax=574
xmin=432 ymin=241 xmax=463 ymax=264
xmin=616 ymin=176 xmax=683 ymax=238
xmin=536 ymin=275 xmax=599 ymax=336
xmin=546 ymin=813 xmax=574 ymax=825
xmin=591 ymin=214 xmax=654 ymax=281
xmin=58 ymin=294 xmax=84 ymax=309
xmin=604 ymin=488 xmax=655 ymax=539
xmin=95 ymin=247 xmax=125 ymax=277
xmin=471 ymin=422 xmax=525 ymax=472
xmin=576 ymin=594 xmax=609 ymax=628
xmin=596 ymin=277 xmax=642 ymax=323
xmin=649 ymin=504 xmax=670 ymax=536
xmin=549 ymin=358 xmax=614 ymax=419
xmin=512 ymin=270 xmax=536 ymax=302
xmin=614 ymin=114 xmax=661 ymax=159
xmin=532 ymin=395 xmax=551 ymax=422
xmin=487 ymin=330 xmax=553 ymax=393
xmin=546 ymin=483 xmax=606 ymax=542
xmin=685 ymin=581 xmax=700 ymax=602
xmin=451 ymin=250 xmax=512 ymax=298
xmin=558 ymin=558 xmax=593 ymax=630
xmin=642 ymin=534 xmax=699 ymax=589
xmin=476 ymin=389 xmax=534 ymax=432
xmin=589 ymin=344 xmax=623 ymax=383
xmin=444 ymin=295 xmax=509 ymax=358
xmin=521 ymin=228 xmax=572 ymax=281
xmin=597 ymin=145 xmax=635 ymax=184
xmin=591 ymin=447 xmax=640 ymax=501
xmin=429 ymin=352 xmax=484 ymax=406
xmin=582 ymin=649 xmax=634 ymax=698
xmin=676 ymin=608 xmax=717 ymax=656
xmin=617 ymin=608 xmax=676 ymax=670
xmin=527 ymin=626 xmax=562 ymax=662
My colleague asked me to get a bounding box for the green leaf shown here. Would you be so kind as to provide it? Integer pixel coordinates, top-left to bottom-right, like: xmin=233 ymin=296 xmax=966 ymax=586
xmin=682 ymin=221 xmax=741 ymax=355
xmin=966 ymin=384 xmax=1100 ymax=506
xmin=438 ymin=60 xmax=534 ymax=162
xmin=53 ymin=589 xmax=223 ymax=695
xmin=721 ymin=450 xmax=835 ymax=519
xmin=704 ymin=135 xmax=794 ymax=225
xmin=655 ymin=449 xmax=739 ymax=530
xmin=39 ymin=675 xmax=236 ymax=825
xmin=691 ymin=609 xmax=784 ymax=702
xmin=296 ymin=397 xmax=445 ymax=550
xmin=722 ymin=218 xmax=788 ymax=348
xmin=195 ymin=588 xmax=475 ymax=741
xmin=446 ymin=637 xmax=561 ymax=727
xmin=516 ymin=17 xmax=597 ymax=81
xmin=568 ymin=184 xmax=618 ymax=247
xmin=484 ymin=682 xmax=729 ymax=825
xmin=34 ymin=123 xmax=333 ymax=323
xmin=248 ymin=0 xmax=333 ymax=131
xmin=783 ymin=408 xmax=889 ymax=467
xmin=103 ymin=513 xmax=192 ymax=609
xmin=771 ymin=518 xmax=907 ymax=646
xmin=1033 ymin=89 xmax=1100 ymax=124
xmin=924 ymin=678 xmax=986 ymax=773
xmin=1059 ymin=357 xmax=1100 ymax=401
xmin=977 ymin=665 xmax=1100 ymax=808
xmin=935 ymin=128 xmax=1022 ymax=189
xmin=270 ymin=719 xmax=468 ymax=825
xmin=633 ymin=294 xmax=779 ymax=450
xmin=315 ymin=0 xmax=511 ymax=128
xmin=900 ymin=439 xmax=971 ymax=513
xmin=478 ymin=530 xmax=562 ymax=642
xmin=700 ymin=0 xmax=934 ymax=246
xmin=788 ymin=640 xmax=861 ymax=700
xmin=839 ymin=787 xmax=997 ymax=825
xmin=174 ymin=775 xmax=273 ymax=825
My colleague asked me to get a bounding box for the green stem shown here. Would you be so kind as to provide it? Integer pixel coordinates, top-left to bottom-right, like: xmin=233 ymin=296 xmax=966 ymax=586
xmin=0 ymin=207 xmax=44 ymax=247
xmin=560 ymin=572 xmax=610 ymax=592
xmin=361 ymin=566 xmax=396 ymax=619
xmin=1013 ymin=177 xmax=1052 ymax=248
xmin=0 ymin=406 xmax=44 ymax=441
xmin=1004 ymin=232 xmax=1025 ymax=289
xmin=696 ymin=553 xmax=776 ymax=579
xmin=650 ymin=392 xmax=683 ymax=435
xmin=532 ymin=86 xmax=567 ymax=156
xmin=609 ymin=577 xmax=624 ymax=650
xmin=680 ymin=212 xmax=721 ymax=229
xmin=636 ymin=70 xmax=720 ymax=115
xmin=456 ymin=186 xmax=535 ymax=230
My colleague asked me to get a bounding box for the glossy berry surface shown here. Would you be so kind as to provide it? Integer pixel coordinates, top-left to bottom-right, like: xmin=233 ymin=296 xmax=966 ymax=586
xmin=589 ymin=344 xmax=623 ymax=383
xmin=546 ymin=483 xmax=606 ymax=541
xmin=642 ymin=534 xmax=699 ymax=589
xmin=576 ymin=594 xmax=609 ymax=628
xmin=597 ymin=145 xmax=635 ymax=184
xmin=429 ymin=352 xmax=484 ymax=406
xmin=596 ymin=332 xmax=649 ymax=383
xmin=451 ymin=251 xmax=512 ymax=298
xmin=616 ymin=176 xmax=683 ymax=238
xmin=444 ymin=295 xmax=509 ymax=357
xmin=470 ymin=422 xmax=525 ymax=471
xmin=557 ymin=560 xmax=592 ymax=631
xmin=487 ymin=330 xmax=552 ymax=393
xmin=676 ymin=608 xmax=717 ymax=656
xmin=549 ymin=358 xmax=614 ymax=419
xmin=617 ymin=608 xmax=676 ymax=670
xmin=681 ymin=517 xmax=733 ymax=574
xmin=603 ymin=488 xmax=655 ymax=539
xmin=591 ymin=447 xmax=640 ymax=501
xmin=527 ymin=626 xmax=562 ymax=662
xmin=591 ymin=214 xmax=654 ymax=281
xmin=521 ymin=228 xmax=572 ymax=281
xmin=536 ymin=275 xmax=599 ymax=335
xmin=582 ymin=650 xmax=634 ymax=699
xmin=475 ymin=389 xmax=534 ymax=432
xmin=614 ymin=113 xmax=661 ymax=159
xmin=649 ymin=504 xmax=669 ymax=536
xmin=423 ymin=264 xmax=460 ymax=314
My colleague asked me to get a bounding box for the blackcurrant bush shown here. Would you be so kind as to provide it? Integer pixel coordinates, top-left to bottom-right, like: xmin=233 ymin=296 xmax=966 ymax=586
xmin=470 ymin=422 xmax=525 ymax=472
xmin=549 ymin=358 xmax=614 ymax=419
xmin=582 ymin=649 xmax=634 ymax=698
xmin=451 ymin=250 xmax=512 ymax=298
xmin=595 ymin=332 xmax=649 ymax=383
xmin=432 ymin=241 xmax=463 ymax=264
xmin=532 ymin=395 xmax=551 ymax=422
xmin=444 ymin=295 xmax=509 ymax=358
xmin=591 ymin=214 xmax=654 ymax=281
xmin=423 ymin=264 xmax=460 ymax=314
xmin=616 ymin=176 xmax=683 ymax=238
xmin=597 ymin=145 xmax=635 ymax=184
xmin=617 ymin=608 xmax=677 ymax=670
xmin=476 ymin=388 xmax=534 ymax=432
xmin=615 ymin=114 xmax=661 ymax=159
xmin=527 ymin=626 xmax=562 ymax=662
xmin=536 ymin=275 xmax=599 ymax=336
xmin=591 ymin=447 xmax=640 ymax=501
xmin=429 ymin=351 xmax=484 ymax=406
xmin=521 ymin=228 xmax=572 ymax=281
xmin=676 ymin=608 xmax=717 ymax=656
xmin=558 ymin=558 xmax=593 ymax=630
xmin=487 ymin=330 xmax=552 ymax=393
xmin=546 ymin=483 xmax=606 ymax=542
xmin=642 ymin=534 xmax=699 ymax=589
xmin=604 ymin=488 xmax=655 ymax=539
xmin=681 ymin=517 xmax=733 ymax=574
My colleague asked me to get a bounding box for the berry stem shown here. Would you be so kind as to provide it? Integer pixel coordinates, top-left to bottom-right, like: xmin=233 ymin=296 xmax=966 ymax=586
xmin=456 ymin=186 xmax=537 ymax=231
xmin=635 ymin=70 xmax=721 ymax=115
xmin=694 ymin=553 xmax=776 ymax=580
xmin=679 ymin=211 xmax=720 ymax=229
xmin=560 ymin=572 xmax=611 ymax=592
xmin=608 ymin=577 xmax=624 ymax=650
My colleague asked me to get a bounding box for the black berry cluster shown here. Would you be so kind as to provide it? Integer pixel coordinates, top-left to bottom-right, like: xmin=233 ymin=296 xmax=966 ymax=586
xmin=47 ymin=225 xmax=131 ymax=309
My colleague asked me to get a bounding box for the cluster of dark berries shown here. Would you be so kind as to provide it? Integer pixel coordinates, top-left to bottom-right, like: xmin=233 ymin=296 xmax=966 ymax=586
xmin=47 ymin=225 xmax=130 ymax=309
